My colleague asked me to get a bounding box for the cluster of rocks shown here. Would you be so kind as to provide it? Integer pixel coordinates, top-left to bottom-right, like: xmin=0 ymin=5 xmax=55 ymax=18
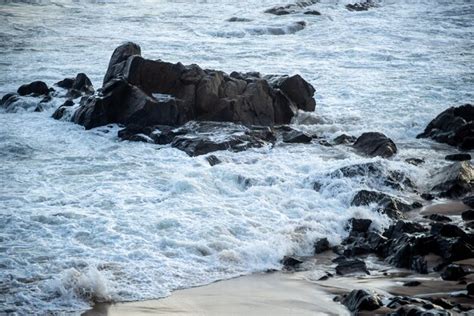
xmin=53 ymin=42 xmax=315 ymax=130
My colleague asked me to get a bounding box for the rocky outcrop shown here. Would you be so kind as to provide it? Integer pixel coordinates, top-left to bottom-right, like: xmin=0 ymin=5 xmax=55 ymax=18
xmin=57 ymin=42 xmax=315 ymax=130
xmin=417 ymin=104 xmax=474 ymax=150
xmin=430 ymin=161 xmax=473 ymax=198
xmin=55 ymin=73 xmax=95 ymax=99
xmin=17 ymin=81 xmax=50 ymax=96
xmin=353 ymin=132 xmax=397 ymax=158
xmin=1 ymin=81 xmax=54 ymax=113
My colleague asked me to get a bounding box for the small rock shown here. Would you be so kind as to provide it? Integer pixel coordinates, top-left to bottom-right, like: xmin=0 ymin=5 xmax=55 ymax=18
xmin=424 ymin=214 xmax=452 ymax=222
xmin=335 ymin=258 xmax=369 ymax=275
xmin=282 ymin=130 xmax=312 ymax=144
xmin=406 ymin=158 xmax=425 ymax=166
xmin=206 ymin=155 xmax=221 ymax=166
xmin=467 ymin=283 xmax=474 ymax=295
xmin=333 ymin=134 xmax=356 ymax=145
xmin=349 ymin=218 xmax=372 ymax=234
xmin=446 ymin=153 xmax=471 ymax=161
xmin=463 ymin=196 xmax=474 ymax=208
xmin=353 ymin=132 xmax=397 ymax=158
xmin=346 ymin=0 xmax=378 ymax=11
xmin=304 ymin=10 xmax=321 ymax=15
xmin=403 ymin=281 xmax=421 ymax=287
xmin=342 ymin=289 xmax=382 ymax=312
xmin=421 ymin=193 xmax=435 ymax=201
xmin=314 ymin=238 xmax=330 ymax=254
xmin=441 ymin=264 xmax=469 ymax=281
xmin=226 ymin=17 xmax=252 ymax=22
xmin=461 ymin=210 xmax=474 ymax=221
xmin=281 ymin=256 xmax=303 ymax=269
xmin=17 ymin=81 xmax=49 ymax=96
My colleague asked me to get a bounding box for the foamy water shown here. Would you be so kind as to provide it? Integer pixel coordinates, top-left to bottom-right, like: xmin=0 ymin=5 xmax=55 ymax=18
xmin=0 ymin=0 xmax=472 ymax=314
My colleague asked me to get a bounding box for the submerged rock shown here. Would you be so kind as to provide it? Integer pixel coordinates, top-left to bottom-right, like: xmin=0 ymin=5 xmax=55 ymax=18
xmin=417 ymin=104 xmax=474 ymax=150
xmin=333 ymin=134 xmax=356 ymax=145
xmin=353 ymin=132 xmax=397 ymax=158
xmin=62 ymin=42 xmax=315 ymax=130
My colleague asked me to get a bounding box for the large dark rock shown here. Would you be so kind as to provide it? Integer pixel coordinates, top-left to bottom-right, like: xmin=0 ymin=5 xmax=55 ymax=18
xmin=430 ymin=161 xmax=473 ymax=198
xmin=64 ymin=43 xmax=315 ymax=130
xmin=349 ymin=218 xmax=372 ymax=234
xmin=314 ymin=238 xmax=330 ymax=254
xmin=446 ymin=153 xmax=471 ymax=161
xmin=463 ymin=196 xmax=474 ymax=208
xmin=329 ymin=162 xmax=414 ymax=191
xmin=282 ymin=130 xmax=312 ymax=143
xmin=353 ymin=132 xmax=397 ymax=158
xmin=351 ymin=190 xmax=412 ymax=219
xmin=462 ymin=210 xmax=474 ymax=221
xmin=418 ymin=104 xmax=474 ymax=150
xmin=342 ymin=290 xmax=383 ymax=312
xmin=346 ymin=0 xmax=378 ymax=11
xmin=17 ymin=81 xmax=49 ymax=96
xmin=281 ymin=256 xmax=303 ymax=270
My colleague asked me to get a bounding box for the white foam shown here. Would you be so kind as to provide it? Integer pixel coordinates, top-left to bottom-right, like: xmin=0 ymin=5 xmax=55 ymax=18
xmin=0 ymin=0 xmax=471 ymax=314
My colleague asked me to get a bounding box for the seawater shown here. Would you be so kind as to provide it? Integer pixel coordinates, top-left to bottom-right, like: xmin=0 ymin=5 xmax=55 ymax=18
xmin=0 ymin=0 xmax=472 ymax=314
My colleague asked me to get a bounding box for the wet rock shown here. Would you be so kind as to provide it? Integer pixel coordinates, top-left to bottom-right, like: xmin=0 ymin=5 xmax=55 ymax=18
xmin=341 ymin=289 xmax=382 ymax=312
xmin=0 ymin=93 xmax=19 ymax=110
xmin=281 ymin=256 xmax=303 ymax=269
xmin=421 ymin=193 xmax=435 ymax=201
xmin=282 ymin=130 xmax=312 ymax=143
xmin=206 ymin=155 xmax=221 ymax=166
xmin=430 ymin=161 xmax=473 ymax=198
xmin=226 ymin=17 xmax=252 ymax=22
xmin=335 ymin=258 xmax=369 ymax=275
xmin=463 ymin=196 xmax=474 ymax=208
xmin=17 ymin=81 xmax=49 ymax=96
xmin=346 ymin=0 xmax=379 ymax=12
xmin=403 ymin=281 xmax=421 ymax=287
xmin=333 ymin=134 xmax=356 ymax=145
xmin=314 ymin=238 xmax=330 ymax=254
xmin=329 ymin=162 xmax=414 ymax=191
xmin=417 ymin=104 xmax=474 ymax=150
xmin=349 ymin=218 xmax=372 ymax=234
xmin=353 ymin=132 xmax=397 ymax=158
xmin=67 ymin=73 xmax=94 ymax=98
xmin=467 ymin=283 xmax=474 ymax=296
xmin=55 ymin=77 xmax=75 ymax=89
xmin=304 ymin=10 xmax=321 ymax=15
xmin=424 ymin=214 xmax=452 ymax=222
xmin=441 ymin=264 xmax=469 ymax=281
xmin=446 ymin=153 xmax=471 ymax=161
xmin=429 ymin=298 xmax=455 ymax=310
xmin=406 ymin=158 xmax=425 ymax=166
xmin=67 ymin=42 xmax=315 ymax=130
xmin=410 ymin=256 xmax=428 ymax=274
xmin=430 ymin=223 xmax=467 ymax=239
xmin=462 ymin=210 xmax=474 ymax=221
xmin=264 ymin=0 xmax=318 ymax=16
xmin=351 ymin=190 xmax=412 ymax=219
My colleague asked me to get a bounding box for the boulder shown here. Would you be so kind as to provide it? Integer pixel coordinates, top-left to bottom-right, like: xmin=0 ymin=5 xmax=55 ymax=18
xmin=417 ymin=104 xmax=474 ymax=150
xmin=467 ymin=283 xmax=474 ymax=296
xmin=304 ymin=10 xmax=321 ymax=15
xmin=335 ymin=258 xmax=369 ymax=275
xmin=314 ymin=238 xmax=330 ymax=254
xmin=441 ymin=264 xmax=469 ymax=281
xmin=463 ymin=196 xmax=474 ymax=208
xmin=351 ymin=190 xmax=412 ymax=219
xmin=206 ymin=155 xmax=221 ymax=166
xmin=282 ymin=130 xmax=312 ymax=143
xmin=226 ymin=17 xmax=252 ymax=22
xmin=333 ymin=134 xmax=356 ymax=145
xmin=342 ymin=289 xmax=382 ymax=312
xmin=353 ymin=132 xmax=397 ymax=158
xmin=430 ymin=161 xmax=473 ymax=198
xmin=63 ymin=43 xmax=315 ymax=130
xmin=424 ymin=214 xmax=452 ymax=222
xmin=281 ymin=256 xmax=303 ymax=269
xmin=67 ymin=73 xmax=94 ymax=98
xmin=346 ymin=0 xmax=378 ymax=11
xmin=349 ymin=218 xmax=372 ymax=234
xmin=17 ymin=81 xmax=49 ymax=96
xmin=462 ymin=210 xmax=474 ymax=221
xmin=264 ymin=0 xmax=318 ymax=15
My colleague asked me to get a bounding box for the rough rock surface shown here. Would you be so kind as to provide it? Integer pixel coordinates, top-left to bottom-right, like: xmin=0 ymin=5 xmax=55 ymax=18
xmin=351 ymin=189 xmax=413 ymax=219
xmin=417 ymin=104 xmax=474 ymax=150
xmin=346 ymin=0 xmax=379 ymax=11
xmin=341 ymin=289 xmax=382 ymax=312
xmin=60 ymin=42 xmax=315 ymax=130
xmin=430 ymin=161 xmax=473 ymax=198
xmin=353 ymin=132 xmax=397 ymax=158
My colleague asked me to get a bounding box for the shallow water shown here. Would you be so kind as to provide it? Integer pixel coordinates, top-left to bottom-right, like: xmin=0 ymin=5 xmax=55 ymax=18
xmin=0 ymin=0 xmax=473 ymax=314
